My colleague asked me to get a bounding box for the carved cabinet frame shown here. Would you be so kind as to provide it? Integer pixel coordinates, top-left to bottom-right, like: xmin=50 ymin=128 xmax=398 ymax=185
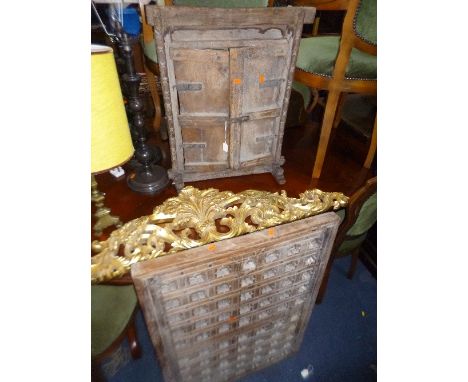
xmin=146 ymin=6 xmax=315 ymax=191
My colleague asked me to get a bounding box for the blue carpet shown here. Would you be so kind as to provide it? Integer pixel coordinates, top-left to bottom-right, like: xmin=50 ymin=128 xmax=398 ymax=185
xmin=103 ymin=257 xmax=376 ymax=382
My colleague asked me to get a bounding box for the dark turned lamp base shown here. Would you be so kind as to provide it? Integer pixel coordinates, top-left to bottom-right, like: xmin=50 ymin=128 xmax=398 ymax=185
xmin=109 ymin=20 xmax=169 ymax=197
xmin=127 ymin=164 xmax=169 ymax=195
xmin=127 ymin=145 xmax=163 ymax=170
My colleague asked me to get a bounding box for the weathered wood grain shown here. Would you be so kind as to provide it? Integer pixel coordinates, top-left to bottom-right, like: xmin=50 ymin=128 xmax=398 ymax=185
xmin=132 ymin=212 xmax=339 ymax=382
xmin=147 ymin=5 xmax=315 ymax=191
xmin=147 ymin=6 xmax=316 ymax=28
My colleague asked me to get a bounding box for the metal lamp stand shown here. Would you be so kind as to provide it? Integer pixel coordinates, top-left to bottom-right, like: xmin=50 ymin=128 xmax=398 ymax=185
xmin=112 ymin=18 xmax=169 ymax=195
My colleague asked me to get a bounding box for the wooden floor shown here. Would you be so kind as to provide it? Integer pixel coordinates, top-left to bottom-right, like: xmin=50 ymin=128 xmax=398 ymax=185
xmin=92 ymin=99 xmax=376 ymax=281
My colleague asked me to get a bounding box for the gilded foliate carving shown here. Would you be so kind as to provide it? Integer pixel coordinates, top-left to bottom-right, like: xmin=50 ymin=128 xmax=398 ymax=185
xmin=91 ymin=186 xmax=348 ymax=283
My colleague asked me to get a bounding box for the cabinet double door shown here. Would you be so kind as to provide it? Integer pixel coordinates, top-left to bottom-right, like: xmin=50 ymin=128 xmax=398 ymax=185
xmin=171 ymin=41 xmax=290 ymax=173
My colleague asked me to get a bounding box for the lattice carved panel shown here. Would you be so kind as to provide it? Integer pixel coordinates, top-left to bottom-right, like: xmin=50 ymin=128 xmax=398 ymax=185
xmin=132 ymin=212 xmax=339 ymax=382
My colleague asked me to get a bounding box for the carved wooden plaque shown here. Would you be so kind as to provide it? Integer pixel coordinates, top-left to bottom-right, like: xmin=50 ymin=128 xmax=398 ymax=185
xmin=132 ymin=212 xmax=339 ymax=382
xmin=145 ymin=6 xmax=315 ymax=191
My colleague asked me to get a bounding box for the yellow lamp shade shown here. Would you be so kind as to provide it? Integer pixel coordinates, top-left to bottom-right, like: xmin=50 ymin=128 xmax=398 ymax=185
xmin=91 ymin=45 xmax=134 ymax=174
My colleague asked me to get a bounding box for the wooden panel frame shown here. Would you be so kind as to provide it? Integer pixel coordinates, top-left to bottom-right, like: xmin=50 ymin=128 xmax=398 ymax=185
xmin=132 ymin=212 xmax=339 ymax=382
xmin=146 ymin=6 xmax=316 ymax=191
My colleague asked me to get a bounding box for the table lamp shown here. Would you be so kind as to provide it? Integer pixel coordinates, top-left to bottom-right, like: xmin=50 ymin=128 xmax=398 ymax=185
xmin=92 ymin=0 xmax=170 ymax=195
xmin=92 ymin=44 xmax=134 ymax=236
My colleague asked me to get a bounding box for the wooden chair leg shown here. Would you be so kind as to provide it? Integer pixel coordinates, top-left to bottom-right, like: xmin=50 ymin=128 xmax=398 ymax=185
xmin=347 ymin=247 xmax=361 ymax=279
xmin=316 ymin=254 xmax=335 ymax=304
xmin=160 ymin=118 xmax=169 ymax=142
xmin=306 ymin=88 xmax=320 ymax=114
xmin=312 ymin=15 xmax=320 ymax=36
xmin=127 ymin=315 xmax=142 ymax=360
xmin=364 ymin=116 xmax=377 ymax=168
xmin=312 ymin=89 xmax=341 ymax=179
xmin=332 ymin=93 xmax=347 ymax=129
xmin=144 ymin=65 xmax=162 ymax=138
xmin=91 ymin=358 xmax=106 ymax=382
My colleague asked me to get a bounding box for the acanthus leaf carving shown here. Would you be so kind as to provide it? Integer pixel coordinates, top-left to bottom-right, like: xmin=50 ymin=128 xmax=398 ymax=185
xmin=91 ymin=186 xmax=348 ymax=283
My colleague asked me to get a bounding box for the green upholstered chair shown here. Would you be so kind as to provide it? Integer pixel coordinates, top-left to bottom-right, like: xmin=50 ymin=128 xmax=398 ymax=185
xmin=91 ymin=285 xmax=141 ymax=381
xmin=293 ymin=0 xmax=377 ymax=179
xmin=316 ymin=176 xmax=377 ymax=303
xmin=139 ymin=0 xmax=273 ymax=140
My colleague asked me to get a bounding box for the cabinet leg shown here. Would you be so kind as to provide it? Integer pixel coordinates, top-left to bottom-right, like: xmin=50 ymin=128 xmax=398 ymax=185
xmin=272 ymin=165 xmax=285 ymax=185
xmin=168 ymin=170 xmax=184 ymax=192
xmin=173 ymin=176 xmax=184 ymax=193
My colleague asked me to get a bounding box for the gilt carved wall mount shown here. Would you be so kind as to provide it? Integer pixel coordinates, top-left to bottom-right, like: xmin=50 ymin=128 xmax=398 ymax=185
xmin=91 ymin=186 xmax=348 ymax=283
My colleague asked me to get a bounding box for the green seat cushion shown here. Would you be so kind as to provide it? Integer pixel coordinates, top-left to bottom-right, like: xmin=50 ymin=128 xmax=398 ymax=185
xmin=338 ymin=232 xmax=368 ymax=254
xmin=333 ymin=209 xmax=367 ymax=254
xmin=296 ymin=36 xmax=377 ymax=80
xmin=173 ymin=0 xmax=269 ymax=7
xmin=336 ymin=208 xmax=346 ymax=221
xmin=335 ymin=192 xmax=376 ymax=254
xmin=142 ymin=39 xmax=158 ymax=64
xmin=347 ymin=193 xmax=377 ymax=236
xmin=355 ymin=0 xmax=377 ymax=45
xmin=91 ymin=285 xmax=138 ymax=358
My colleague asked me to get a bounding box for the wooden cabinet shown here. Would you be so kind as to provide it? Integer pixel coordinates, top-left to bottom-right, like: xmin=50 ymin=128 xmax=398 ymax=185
xmin=146 ymin=6 xmax=315 ymax=191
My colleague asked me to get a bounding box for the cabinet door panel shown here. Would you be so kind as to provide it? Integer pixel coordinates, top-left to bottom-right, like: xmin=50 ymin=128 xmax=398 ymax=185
xmin=240 ymin=43 xmax=289 ymax=114
xmin=171 ymin=48 xmax=229 ymax=116
xmin=180 ymin=118 xmax=229 ymax=169
xmin=230 ymin=43 xmax=289 ymax=166
xmin=239 ymin=117 xmax=276 ymax=166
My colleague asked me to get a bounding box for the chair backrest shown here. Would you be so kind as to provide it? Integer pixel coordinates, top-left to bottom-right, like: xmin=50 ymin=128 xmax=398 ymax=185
xmin=293 ymin=0 xmax=376 ymax=74
xmin=333 ymin=176 xmax=376 ymax=249
xmin=354 ymin=0 xmax=376 ymax=47
xmin=327 ymin=0 xmax=376 ymax=86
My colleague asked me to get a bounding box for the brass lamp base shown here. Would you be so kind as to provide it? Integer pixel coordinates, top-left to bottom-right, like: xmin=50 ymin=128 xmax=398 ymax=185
xmin=91 ymin=175 xmax=122 ymax=236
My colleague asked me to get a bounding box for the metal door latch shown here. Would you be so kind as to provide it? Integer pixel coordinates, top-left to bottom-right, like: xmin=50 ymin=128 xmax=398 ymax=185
xmin=175 ymin=83 xmax=203 ymax=92
xmin=230 ymin=115 xmax=250 ymax=123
